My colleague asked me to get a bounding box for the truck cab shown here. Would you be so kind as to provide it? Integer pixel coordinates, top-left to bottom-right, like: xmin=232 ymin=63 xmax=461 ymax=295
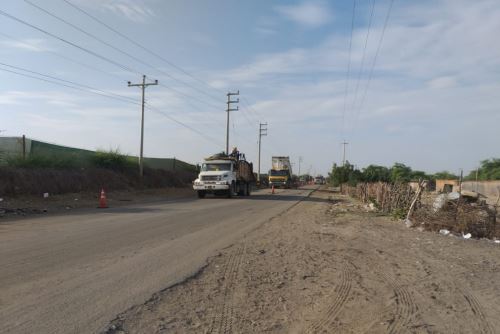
xmin=268 ymin=169 xmax=291 ymax=188
xmin=193 ymin=154 xmax=254 ymax=198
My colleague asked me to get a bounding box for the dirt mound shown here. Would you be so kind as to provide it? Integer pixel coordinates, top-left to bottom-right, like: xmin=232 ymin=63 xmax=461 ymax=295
xmin=0 ymin=167 xmax=196 ymax=197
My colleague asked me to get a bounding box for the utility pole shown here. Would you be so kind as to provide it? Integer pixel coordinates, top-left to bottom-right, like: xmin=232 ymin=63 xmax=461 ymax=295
xmin=225 ymin=91 xmax=239 ymax=154
xmin=459 ymin=168 xmax=463 ymax=194
xmin=341 ymin=141 xmax=349 ymax=166
xmin=257 ymin=122 xmax=267 ymax=184
xmin=298 ymin=156 xmax=303 ymax=177
xmin=128 ymin=75 xmax=158 ymax=177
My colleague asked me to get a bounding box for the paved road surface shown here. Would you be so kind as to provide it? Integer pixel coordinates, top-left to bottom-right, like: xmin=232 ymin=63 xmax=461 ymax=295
xmin=0 ymin=187 xmax=313 ymax=334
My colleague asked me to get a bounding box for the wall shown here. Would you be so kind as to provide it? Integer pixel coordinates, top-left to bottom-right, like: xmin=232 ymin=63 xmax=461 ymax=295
xmin=435 ymin=179 xmax=459 ymax=192
xmin=462 ymin=181 xmax=500 ymax=200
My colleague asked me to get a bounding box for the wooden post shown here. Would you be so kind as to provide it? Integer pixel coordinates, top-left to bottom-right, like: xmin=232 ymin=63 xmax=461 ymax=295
xmin=22 ymin=134 xmax=26 ymax=160
xmin=406 ymin=180 xmax=425 ymax=222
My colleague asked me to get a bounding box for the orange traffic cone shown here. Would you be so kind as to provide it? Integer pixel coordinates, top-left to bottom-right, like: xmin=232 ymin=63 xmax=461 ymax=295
xmin=271 ymin=185 xmax=275 ymax=194
xmin=98 ymin=188 xmax=108 ymax=208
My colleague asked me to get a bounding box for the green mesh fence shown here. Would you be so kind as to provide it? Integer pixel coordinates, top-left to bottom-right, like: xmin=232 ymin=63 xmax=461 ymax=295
xmin=0 ymin=137 xmax=196 ymax=172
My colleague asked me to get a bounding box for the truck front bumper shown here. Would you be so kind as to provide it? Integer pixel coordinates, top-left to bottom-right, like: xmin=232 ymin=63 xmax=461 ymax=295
xmin=193 ymin=183 xmax=230 ymax=191
xmin=269 ymin=181 xmax=288 ymax=187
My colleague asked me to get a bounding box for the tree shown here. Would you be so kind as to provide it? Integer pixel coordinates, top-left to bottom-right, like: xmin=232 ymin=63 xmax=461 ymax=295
xmin=433 ymin=171 xmax=458 ymax=180
xmin=329 ymin=161 xmax=356 ymax=186
xmin=390 ymin=163 xmax=412 ymax=182
xmin=362 ymin=165 xmax=390 ymax=182
xmin=466 ymin=158 xmax=500 ymax=180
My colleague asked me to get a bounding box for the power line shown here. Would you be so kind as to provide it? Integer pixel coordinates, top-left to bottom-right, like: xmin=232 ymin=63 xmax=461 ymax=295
xmin=350 ymin=0 xmax=376 ymax=118
xmin=0 ymin=64 xmax=222 ymax=148
xmin=0 ymin=9 xmax=137 ymax=74
xmin=341 ymin=0 xmax=357 ymax=139
xmin=0 ymin=62 xmax=137 ymax=103
xmin=0 ymin=64 xmax=140 ymax=104
xmin=61 ymin=0 xmax=226 ymax=99
xmin=353 ymin=0 xmax=395 ymax=129
xmin=146 ymin=103 xmax=223 ymax=147
xmin=0 ymin=31 xmax=127 ymax=83
xmin=25 ymin=1 xmax=223 ymax=105
xmin=0 ymin=9 xmax=221 ymax=113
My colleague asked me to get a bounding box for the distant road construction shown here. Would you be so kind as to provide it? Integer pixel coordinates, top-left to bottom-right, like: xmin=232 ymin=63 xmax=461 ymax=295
xmin=0 ymin=187 xmax=313 ymax=334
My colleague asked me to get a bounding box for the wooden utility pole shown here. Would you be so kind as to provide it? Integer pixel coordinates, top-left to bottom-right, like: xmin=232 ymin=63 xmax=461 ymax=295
xmin=257 ymin=123 xmax=267 ymax=184
xmin=341 ymin=141 xmax=349 ymax=167
xmin=128 ymin=75 xmax=158 ymax=177
xmin=22 ymin=134 xmax=26 ymax=160
xmin=225 ymin=91 xmax=239 ymax=154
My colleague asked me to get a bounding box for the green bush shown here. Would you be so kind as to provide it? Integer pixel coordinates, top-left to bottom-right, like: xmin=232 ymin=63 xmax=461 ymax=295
xmin=6 ymin=154 xmax=78 ymax=169
xmin=90 ymin=149 xmax=136 ymax=172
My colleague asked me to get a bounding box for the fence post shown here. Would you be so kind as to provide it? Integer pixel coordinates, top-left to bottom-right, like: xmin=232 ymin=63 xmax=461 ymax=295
xmin=22 ymin=134 xmax=26 ymax=160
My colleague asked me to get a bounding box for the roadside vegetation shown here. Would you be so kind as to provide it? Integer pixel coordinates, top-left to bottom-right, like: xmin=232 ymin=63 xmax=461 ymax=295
xmin=328 ymin=158 xmax=500 ymax=187
xmin=0 ymin=150 xmax=196 ymax=197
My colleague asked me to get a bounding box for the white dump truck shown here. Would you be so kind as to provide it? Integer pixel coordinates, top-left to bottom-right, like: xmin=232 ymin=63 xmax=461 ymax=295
xmin=193 ymin=153 xmax=255 ymax=198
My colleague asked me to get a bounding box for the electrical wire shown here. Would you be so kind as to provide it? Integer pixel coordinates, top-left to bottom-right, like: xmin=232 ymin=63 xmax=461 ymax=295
xmin=341 ymin=0 xmax=357 ymax=140
xmin=0 ymin=9 xmax=137 ymax=74
xmin=62 ymin=0 xmax=227 ymax=97
xmin=0 ymin=64 xmax=222 ymax=147
xmin=353 ymin=0 xmax=395 ymax=130
xmin=0 ymin=31 xmax=127 ymax=83
xmin=24 ymin=1 xmax=223 ymax=105
xmin=350 ymin=0 xmax=376 ymax=117
xmin=0 ymin=8 xmax=223 ymax=113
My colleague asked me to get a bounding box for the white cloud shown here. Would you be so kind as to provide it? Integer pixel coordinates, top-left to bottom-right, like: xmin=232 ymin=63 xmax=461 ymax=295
xmin=207 ymin=0 xmax=500 ymax=173
xmin=0 ymin=38 xmax=51 ymax=52
xmin=74 ymin=0 xmax=155 ymax=22
xmin=275 ymin=1 xmax=333 ymax=28
xmin=427 ymin=76 xmax=457 ymax=89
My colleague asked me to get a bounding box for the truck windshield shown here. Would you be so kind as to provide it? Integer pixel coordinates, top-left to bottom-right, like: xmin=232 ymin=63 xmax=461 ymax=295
xmin=202 ymin=163 xmax=231 ymax=171
xmin=270 ymin=170 xmax=288 ymax=176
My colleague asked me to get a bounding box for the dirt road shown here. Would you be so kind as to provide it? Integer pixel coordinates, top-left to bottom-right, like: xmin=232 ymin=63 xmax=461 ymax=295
xmin=0 ymin=187 xmax=313 ymax=334
xmin=109 ymin=189 xmax=500 ymax=334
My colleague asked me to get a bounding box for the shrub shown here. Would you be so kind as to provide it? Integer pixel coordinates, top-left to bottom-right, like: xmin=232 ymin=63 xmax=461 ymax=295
xmin=6 ymin=154 xmax=78 ymax=169
xmin=90 ymin=149 xmax=136 ymax=172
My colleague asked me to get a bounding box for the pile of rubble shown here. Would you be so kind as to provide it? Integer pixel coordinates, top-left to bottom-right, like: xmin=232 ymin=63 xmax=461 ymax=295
xmin=413 ymin=191 xmax=498 ymax=239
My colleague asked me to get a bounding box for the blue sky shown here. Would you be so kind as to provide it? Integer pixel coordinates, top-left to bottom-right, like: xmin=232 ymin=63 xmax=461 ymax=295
xmin=1 ymin=0 xmax=499 ymax=176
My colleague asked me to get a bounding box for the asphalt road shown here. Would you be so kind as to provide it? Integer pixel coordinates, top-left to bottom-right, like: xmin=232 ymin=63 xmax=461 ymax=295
xmin=0 ymin=187 xmax=313 ymax=334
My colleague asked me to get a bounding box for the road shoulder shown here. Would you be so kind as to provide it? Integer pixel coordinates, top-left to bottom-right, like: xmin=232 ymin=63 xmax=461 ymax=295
xmin=105 ymin=189 xmax=500 ymax=333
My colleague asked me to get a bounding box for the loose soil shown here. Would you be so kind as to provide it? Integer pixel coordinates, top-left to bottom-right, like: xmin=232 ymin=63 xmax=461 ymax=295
xmin=106 ymin=189 xmax=500 ymax=334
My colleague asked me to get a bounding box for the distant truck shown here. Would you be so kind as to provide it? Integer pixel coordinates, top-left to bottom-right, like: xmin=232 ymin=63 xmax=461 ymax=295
xmin=268 ymin=156 xmax=292 ymax=188
xmin=193 ymin=153 xmax=255 ymax=198
xmin=314 ymin=175 xmax=326 ymax=185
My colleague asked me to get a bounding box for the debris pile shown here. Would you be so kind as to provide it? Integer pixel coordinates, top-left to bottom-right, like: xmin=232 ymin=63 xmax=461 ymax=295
xmin=413 ymin=191 xmax=497 ymax=239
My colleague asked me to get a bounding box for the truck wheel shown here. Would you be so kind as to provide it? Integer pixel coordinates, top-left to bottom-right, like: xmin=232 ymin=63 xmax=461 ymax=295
xmin=197 ymin=191 xmax=206 ymax=198
xmin=227 ymin=183 xmax=234 ymax=198
xmin=237 ymin=182 xmax=245 ymax=196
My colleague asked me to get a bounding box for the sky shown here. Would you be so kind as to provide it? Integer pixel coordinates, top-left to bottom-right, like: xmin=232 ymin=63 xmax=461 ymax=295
xmin=0 ymin=0 xmax=499 ymax=176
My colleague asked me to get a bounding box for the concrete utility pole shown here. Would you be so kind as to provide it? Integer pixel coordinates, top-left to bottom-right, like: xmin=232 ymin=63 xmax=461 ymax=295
xmin=298 ymin=156 xmax=303 ymax=177
xmin=257 ymin=122 xmax=267 ymax=184
xmin=128 ymin=75 xmax=158 ymax=177
xmin=341 ymin=141 xmax=349 ymax=167
xmin=225 ymin=91 xmax=239 ymax=154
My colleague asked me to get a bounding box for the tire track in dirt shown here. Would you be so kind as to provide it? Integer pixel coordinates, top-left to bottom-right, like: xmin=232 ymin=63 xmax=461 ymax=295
xmin=306 ymin=262 xmax=353 ymax=333
xmin=378 ymin=271 xmax=419 ymax=334
xmin=208 ymin=244 xmax=245 ymax=334
xmin=462 ymin=291 xmax=494 ymax=334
